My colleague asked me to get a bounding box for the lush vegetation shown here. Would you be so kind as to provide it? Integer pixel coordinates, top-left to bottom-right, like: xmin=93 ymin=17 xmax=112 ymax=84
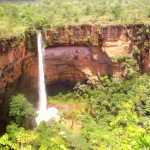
xmin=0 ymin=0 xmax=150 ymax=39
xmin=0 ymin=0 xmax=150 ymax=149
xmin=0 ymin=74 xmax=150 ymax=149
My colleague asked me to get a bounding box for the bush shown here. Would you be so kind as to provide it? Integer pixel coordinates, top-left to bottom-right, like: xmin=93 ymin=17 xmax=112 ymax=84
xmin=9 ymin=94 xmax=37 ymax=127
xmin=112 ymin=4 xmax=123 ymax=20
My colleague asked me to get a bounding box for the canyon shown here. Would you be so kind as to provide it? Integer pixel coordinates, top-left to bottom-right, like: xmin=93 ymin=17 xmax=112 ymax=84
xmin=0 ymin=24 xmax=150 ymax=102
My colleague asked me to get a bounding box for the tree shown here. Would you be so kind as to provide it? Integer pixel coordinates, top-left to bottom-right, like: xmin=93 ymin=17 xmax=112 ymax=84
xmin=70 ymin=110 xmax=80 ymax=129
xmin=0 ymin=133 xmax=16 ymax=150
xmin=34 ymin=121 xmax=68 ymax=150
xmin=136 ymin=134 xmax=150 ymax=149
xmin=9 ymin=94 xmax=37 ymax=128
xmin=0 ymin=123 xmax=37 ymax=150
xmin=112 ymin=4 xmax=123 ymax=20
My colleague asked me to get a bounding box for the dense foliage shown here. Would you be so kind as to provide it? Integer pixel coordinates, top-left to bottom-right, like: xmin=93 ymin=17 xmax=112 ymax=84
xmin=0 ymin=0 xmax=150 ymax=39
xmin=0 ymin=74 xmax=150 ymax=149
xmin=9 ymin=94 xmax=37 ymax=128
xmin=77 ymin=75 xmax=150 ymax=149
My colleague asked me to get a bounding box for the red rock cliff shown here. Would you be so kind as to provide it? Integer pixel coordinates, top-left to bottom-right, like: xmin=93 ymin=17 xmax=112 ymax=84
xmin=0 ymin=24 xmax=149 ymax=98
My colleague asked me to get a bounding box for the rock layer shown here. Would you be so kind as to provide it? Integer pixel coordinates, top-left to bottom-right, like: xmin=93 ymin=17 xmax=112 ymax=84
xmin=0 ymin=40 xmax=25 ymax=93
xmin=44 ymin=46 xmax=123 ymax=85
xmin=0 ymin=24 xmax=149 ymax=99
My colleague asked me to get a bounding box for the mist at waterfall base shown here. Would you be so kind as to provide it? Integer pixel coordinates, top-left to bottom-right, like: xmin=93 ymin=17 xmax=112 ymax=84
xmin=36 ymin=32 xmax=59 ymax=125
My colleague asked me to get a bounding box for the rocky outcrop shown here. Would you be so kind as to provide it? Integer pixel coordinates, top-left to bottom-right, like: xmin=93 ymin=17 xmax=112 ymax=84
xmin=44 ymin=46 xmax=122 ymax=85
xmin=0 ymin=39 xmax=25 ymax=94
xmin=43 ymin=24 xmax=150 ymax=83
xmin=0 ymin=24 xmax=149 ymax=100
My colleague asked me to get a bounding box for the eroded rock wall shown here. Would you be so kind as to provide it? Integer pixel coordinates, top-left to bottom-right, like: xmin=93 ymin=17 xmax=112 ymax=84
xmin=43 ymin=24 xmax=150 ymax=84
xmin=0 ymin=24 xmax=149 ymax=99
xmin=0 ymin=39 xmax=25 ymax=94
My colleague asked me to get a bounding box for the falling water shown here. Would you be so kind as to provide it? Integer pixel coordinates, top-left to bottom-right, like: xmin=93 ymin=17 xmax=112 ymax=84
xmin=36 ymin=31 xmax=59 ymax=125
xmin=37 ymin=31 xmax=47 ymax=113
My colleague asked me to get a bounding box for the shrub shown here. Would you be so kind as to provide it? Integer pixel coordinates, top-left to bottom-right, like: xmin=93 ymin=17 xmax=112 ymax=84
xmin=112 ymin=4 xmax=123 ymax=20
xmin=9 ymin=94 xmax=37 ymax=127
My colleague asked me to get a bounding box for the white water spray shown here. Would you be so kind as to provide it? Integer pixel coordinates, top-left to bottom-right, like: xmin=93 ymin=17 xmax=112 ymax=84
xmin=36 ymin=31 xmax=59 ymax=125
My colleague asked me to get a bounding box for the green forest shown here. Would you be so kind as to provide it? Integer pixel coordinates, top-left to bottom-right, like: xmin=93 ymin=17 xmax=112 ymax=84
xmin=0 ymin=0 xmax=150 ymax=39
xmin=0 ymin=0 xmax=150 ymax=150
xmin=0 ymin=75 xmax=150 ymax=149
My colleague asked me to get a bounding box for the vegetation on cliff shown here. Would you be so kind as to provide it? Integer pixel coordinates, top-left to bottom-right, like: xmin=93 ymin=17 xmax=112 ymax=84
xmin=0 ymin=0 xmax=150 ymax=39
xmin=0 ymin=74 xmax=150 ymax=149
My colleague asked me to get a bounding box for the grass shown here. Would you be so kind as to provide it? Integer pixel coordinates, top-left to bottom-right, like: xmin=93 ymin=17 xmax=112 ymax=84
xmin=48 ymin=96 xmax=86 ymax=105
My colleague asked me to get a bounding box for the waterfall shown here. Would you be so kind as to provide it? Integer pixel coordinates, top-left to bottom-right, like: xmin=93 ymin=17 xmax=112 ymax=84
xmin=37 ymin=31 xmax=47 ymax=113
xmin=36 ymin=31 xmax=59 ymax=125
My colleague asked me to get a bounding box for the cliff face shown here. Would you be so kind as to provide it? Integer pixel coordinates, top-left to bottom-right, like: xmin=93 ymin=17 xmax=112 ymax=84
xmin=0 ymin=24 xmax=150 ymax=99
xmin=0 ymin=39 xmax=25 ymax=94
xmin=43 ymin=24 xmax=150 ymax=84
